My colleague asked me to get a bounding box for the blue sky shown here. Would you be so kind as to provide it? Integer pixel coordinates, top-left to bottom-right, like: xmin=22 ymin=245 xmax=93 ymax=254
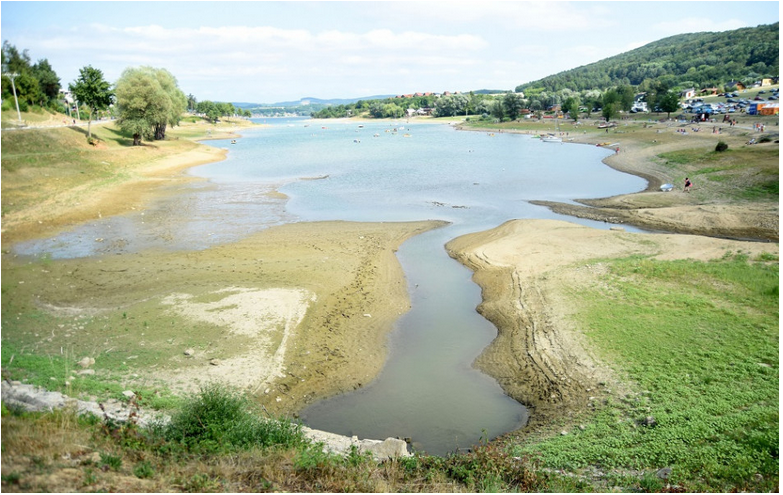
xmin=1 ymin=1 xmax=779 ymax=103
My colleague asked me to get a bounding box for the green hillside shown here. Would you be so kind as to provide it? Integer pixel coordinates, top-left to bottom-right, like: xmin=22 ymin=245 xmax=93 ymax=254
xmin=518 ymin=23 xmax=779 ymax=93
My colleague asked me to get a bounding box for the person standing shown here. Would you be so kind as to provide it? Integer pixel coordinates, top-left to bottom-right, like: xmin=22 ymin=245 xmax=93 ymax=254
xmin=683 ymin=177 xmax=692 ymax=192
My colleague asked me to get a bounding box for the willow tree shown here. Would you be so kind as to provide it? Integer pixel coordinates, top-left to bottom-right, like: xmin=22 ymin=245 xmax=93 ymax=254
xmin=115 ymin=66 xmax=186 ymax=145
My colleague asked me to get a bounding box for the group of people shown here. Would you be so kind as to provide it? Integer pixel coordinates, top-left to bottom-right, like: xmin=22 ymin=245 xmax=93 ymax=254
xmin=753 ymin=123 xmax=766 ymax=132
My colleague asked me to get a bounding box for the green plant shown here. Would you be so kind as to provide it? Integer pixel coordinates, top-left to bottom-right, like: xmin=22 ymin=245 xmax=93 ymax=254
xmin=715 ymin=140 xmax=729 ymax=152
xmin=99 ymin=452 xmax=122 ymax=471
xmin=162 ymin=383 xmax=305 ymax=453
xmin=512 ymin=254 xmax=779 ymax=490
xmin=133 ymin=460 xmax=155 ymax=479
xmin=82 ymin=467 xmax=97 ymax=486
xmin=1 ymin=472 xmax=22 ymax=485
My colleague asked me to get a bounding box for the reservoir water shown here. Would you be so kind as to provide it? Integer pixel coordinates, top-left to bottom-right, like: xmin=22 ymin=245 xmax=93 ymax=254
xmin=13 ymin=118 xmax=648 ymax=455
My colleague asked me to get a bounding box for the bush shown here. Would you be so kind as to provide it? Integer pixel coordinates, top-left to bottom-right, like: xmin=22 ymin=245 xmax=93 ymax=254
xmin=715 ymin=141 xmax=729 ymax=152
xmin=162 ymin=383 xmax=305 ymax=453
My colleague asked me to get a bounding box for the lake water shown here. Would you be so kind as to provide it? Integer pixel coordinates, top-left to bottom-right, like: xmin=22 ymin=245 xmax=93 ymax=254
xmin=13 ymin=118 xmax=648 ymax=455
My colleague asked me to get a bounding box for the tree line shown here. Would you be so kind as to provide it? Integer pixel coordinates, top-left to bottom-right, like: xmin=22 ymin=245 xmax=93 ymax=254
xmin=2 ymin=41 xmax=249 ymax=145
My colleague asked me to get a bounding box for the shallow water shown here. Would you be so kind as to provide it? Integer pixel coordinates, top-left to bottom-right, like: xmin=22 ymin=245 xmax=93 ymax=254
xmin=13 ymin=118 xmax=648 ymax=455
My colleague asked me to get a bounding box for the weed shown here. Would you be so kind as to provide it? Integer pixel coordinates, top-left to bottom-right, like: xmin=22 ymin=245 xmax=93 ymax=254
xmin=133 ymin=460 xmax=155 ymax=479
xmin=1 ymin=472 xmax=22 ymax=485
xmin=99 ymin=451 xmax=122 ymax=470
xmin=82 ymin=467 xmax=97 ymax=486
xmin=162 ymin=383 xmax=305 ymax=453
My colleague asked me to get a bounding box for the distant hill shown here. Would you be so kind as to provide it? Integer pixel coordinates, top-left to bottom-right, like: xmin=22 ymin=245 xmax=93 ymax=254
xmin=234 ymin=95 xmax=396 ymax=109
xmin=517 ymin=22 xmax=779 ymax=93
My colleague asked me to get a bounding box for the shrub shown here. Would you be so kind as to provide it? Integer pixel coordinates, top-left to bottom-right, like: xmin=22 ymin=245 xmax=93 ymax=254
xmin=162 ymin=383 xmax=305 ymax=453
xmin=715 ymin=141 xmax=729 ymax=152
xmin=133 ymin=460 xmax=155 ymax=479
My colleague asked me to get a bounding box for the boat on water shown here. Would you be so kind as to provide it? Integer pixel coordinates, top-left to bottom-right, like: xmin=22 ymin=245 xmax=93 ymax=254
xmin=541 ymin=135 xmax=562 ymax=143
xmin=231 ymin=139 xmax=237 ymax=144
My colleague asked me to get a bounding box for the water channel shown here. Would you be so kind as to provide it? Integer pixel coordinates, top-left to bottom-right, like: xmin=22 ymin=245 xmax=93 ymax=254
xmin=13 ymin=119 xmax=648 ymax=455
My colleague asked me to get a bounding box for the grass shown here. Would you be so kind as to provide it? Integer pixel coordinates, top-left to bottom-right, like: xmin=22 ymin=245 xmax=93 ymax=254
xmin=2 ymin=251 xmax=777 ymax=492
xmin=660 ymin=147 xmax=778 ymax=201
xmin=510 ymin=252 xmax=779 ymax=492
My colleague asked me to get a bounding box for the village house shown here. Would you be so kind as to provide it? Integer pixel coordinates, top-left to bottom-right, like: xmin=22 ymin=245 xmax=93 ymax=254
xmin=680 ymin=87 xmax=696 ymax=99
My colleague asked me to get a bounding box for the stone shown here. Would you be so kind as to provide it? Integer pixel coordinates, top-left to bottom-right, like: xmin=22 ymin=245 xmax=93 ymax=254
xmin=656 ymin=467 xmax=672 ymax=480
xmin=77 ymin=357 xmax=95 ymax=369
xmin=209 ymin=358 xmax=221 ymax=366
xmin=122 ymin=390 xmax=136 ymax=399
xmin=184 ymin=348 xmax=195 ymax=356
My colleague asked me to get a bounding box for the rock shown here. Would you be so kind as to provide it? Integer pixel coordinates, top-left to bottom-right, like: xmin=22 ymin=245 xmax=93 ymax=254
xmin=209 ymin=358 xmax=221 ymax=366
xmin=656 ymin=467 xmax=672 ymax=480
xmin=77 ymin=357 xmax=95 ymax=368
xmin=184 ymin=348 xmax=195 ymax=356
xmin=364 ymin=438 xmax=410 ymax=461
xmin=642 ymin=416 xmax=657 ymax=427
xmin=122 ymin=390 xmax=136 ymax=399
xmin=300 ymin=426 xmax=411 ymax=461
xmin=1 ymin=380 xmax=168 ymax=427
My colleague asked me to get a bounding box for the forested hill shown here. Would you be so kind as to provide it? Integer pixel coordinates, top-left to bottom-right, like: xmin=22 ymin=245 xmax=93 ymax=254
xmin=517 ymin=22 xmax=778 ymax=93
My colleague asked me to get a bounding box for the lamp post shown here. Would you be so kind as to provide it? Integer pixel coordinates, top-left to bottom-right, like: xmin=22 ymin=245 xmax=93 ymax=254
xmin=2 ymin=72 xmax=23 ymax=124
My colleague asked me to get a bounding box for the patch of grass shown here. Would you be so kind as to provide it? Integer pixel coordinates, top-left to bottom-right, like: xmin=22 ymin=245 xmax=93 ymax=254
xmin=133 ymin=460 xmax=155 ymax=479
xmin=512 ymin=253 xmax=779 ymax=492
xmin=1 ymin=341 xmax=180 ymax=410
xmin=99 ymin=451 xmax=123 ymax=470
xmin=656 ymin=145 xmax=779 ymax=201
xmin=160 ymin=383 xmax=306 ymax=454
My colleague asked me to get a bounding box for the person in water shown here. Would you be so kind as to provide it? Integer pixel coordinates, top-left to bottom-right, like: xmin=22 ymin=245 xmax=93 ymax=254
xmin=683 ymin=177 xmax=692 ymax=192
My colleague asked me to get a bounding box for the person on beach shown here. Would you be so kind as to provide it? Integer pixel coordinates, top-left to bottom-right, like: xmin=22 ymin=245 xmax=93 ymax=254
xmin=684 ymin=177 xmax=692 ymax=193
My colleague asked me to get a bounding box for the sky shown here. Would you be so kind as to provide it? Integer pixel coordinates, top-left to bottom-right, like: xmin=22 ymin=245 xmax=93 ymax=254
xmin=1 ymin=1 xmax=779 ymax=104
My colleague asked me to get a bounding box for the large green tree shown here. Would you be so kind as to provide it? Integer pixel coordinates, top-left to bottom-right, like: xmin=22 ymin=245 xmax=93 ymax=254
xmin=657 ymin=90 xmax=681 ymax=119
xmin=502 ymin=93 xmax=525 ymax=121
xmin=69 ymin=65 xmax=113 ymax=139
xmin=2 ymin=41 xmax=42 ymax=109
xmin=115 ymin=66 xmax=186 ymax=145
xmin=31 ymin=59 xmax=60 ymax=103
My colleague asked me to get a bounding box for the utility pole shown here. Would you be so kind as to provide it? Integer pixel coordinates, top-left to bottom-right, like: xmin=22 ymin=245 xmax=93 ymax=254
xmin=2 ymin=72 xmax=23 ymax=124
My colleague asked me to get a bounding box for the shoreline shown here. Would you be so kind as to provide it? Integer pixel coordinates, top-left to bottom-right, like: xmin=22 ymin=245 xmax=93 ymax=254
xmin=2 ymin=116 xmax=778 ymax=444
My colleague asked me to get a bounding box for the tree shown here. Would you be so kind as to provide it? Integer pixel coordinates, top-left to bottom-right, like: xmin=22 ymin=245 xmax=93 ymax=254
xmin=502 ymin=93 xmax=525 ymax=121
xmin=187 ymin=93 xmax=197 ymax=112
xmin=489 ymin=100 xmax=505 ymax=121
xmin=563 ymin=96 xmax=581 ymax=122
xmin=31 ymin=59 xmax=60 ymax=104
xmin=69 ymin=66 xmax=113 ymax=139
xmin=2 ymin=41 xmax=41 ymax=108
xmin=657 ymin=90 xmax=681 ymax=119
xmin=115 ymin=66 xmax=186 ymax=145
xmin=601 ymin=103 xmax=618 ymax=122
